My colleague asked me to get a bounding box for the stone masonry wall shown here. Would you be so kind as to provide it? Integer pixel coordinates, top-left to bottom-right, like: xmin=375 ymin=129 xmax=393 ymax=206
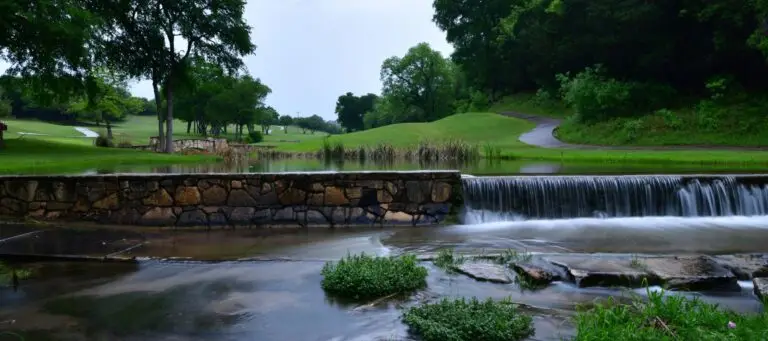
xmin=0 ymin=171 xmax=461 ymax=228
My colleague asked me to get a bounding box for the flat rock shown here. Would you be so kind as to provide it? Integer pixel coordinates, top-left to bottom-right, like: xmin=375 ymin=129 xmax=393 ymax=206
xmin=545 ymin=255 xmax=656 ymax=288
xmin=643 ymin=256 xmax=740 ymax=292
xmin=754 ymin=277 xmax=768 ymax=300
xmin=453 ymin=262 xmax=512 ymax=284
xmin=512 ymin=262 xmax=561 ymax=285
xmin=713 ymin=254 xmax=768 ymax=280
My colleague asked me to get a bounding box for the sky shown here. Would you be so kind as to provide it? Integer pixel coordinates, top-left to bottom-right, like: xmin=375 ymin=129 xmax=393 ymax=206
xmin=134 ymin=0 xmax=455 ymax=121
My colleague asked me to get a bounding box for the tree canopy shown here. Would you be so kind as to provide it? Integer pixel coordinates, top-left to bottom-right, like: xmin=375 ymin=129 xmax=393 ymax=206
xmin=335 ymin=92 xmax=378 ymax=132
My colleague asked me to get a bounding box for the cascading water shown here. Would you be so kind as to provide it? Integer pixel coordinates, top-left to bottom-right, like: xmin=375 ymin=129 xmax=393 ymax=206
xmin=462 ymin=175 xmax=768 ymax=223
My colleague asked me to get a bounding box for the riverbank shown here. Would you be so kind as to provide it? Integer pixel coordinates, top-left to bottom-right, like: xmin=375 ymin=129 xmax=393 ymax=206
xmin=0 ymin=138 xmax=218 ymax=174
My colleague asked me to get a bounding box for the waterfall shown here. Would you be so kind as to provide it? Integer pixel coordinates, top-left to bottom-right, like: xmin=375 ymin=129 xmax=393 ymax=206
xmin=462 ymin=175 xmax=768 ymax=222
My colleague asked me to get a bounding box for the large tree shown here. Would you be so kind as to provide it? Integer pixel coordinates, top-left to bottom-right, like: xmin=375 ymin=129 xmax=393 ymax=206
xmin=379 ymin=42 xmax=457 ymax=124
xmin=335 ymin=92 xmax=378 ymax=132
xmin=96 ymin=0 xmax=255 ymax=153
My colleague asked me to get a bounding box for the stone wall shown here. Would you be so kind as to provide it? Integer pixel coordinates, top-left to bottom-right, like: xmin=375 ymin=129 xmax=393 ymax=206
xmin=0 ymin=171 xmax=461 ymax=228
xmin=147 ymin=137 xmax=229 ymax=153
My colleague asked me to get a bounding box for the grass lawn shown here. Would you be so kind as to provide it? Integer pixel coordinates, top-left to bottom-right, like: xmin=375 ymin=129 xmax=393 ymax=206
xmin=0 ymin=137 xmax=218 ymax=174
xmin=274 ymin=112 xmax=768 ymax=165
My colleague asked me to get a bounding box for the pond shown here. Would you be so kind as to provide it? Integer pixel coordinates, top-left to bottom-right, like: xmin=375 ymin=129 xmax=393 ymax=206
xmin=75 ymin=158 xmax=767 ymax=176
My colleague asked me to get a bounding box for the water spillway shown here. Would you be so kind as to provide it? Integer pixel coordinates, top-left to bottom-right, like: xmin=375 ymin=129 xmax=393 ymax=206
xmin=462 ymin=175 xmax=768 ymax=222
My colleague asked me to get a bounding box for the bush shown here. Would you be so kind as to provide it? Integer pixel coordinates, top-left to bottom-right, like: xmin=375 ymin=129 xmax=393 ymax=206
xmin=403 ymin=297 xmax=535 ymax=341
xmin=94 ymin=134 xmax=114 ymax=148
xmin=574 ymin=287 xmax=768 ymax=340
xmin=320 ymin=253 xmax=428 ymax=301
xmin=557 ymin=65 xmax=636 ymax=123
xmin=245 ymin=131 xmax=263 ymax=144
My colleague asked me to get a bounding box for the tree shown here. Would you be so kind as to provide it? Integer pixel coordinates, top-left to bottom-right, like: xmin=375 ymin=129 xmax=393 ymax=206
xmin=378 ymin=43 xmax=457 ymax=124
xmin=278 ymin=115 xmax=294 ymax=134
xmin=66 ymin=72 xmax=138 ymax=139
xmin=204 ymin=75 xmax=271 ymax=140
xmin=259 ymin=106 xmax=279 ymax=135
xmin=335 ymin=92 xmax=378 ymax=132
xmin=96 ymin=0 xmax=256 ymax=153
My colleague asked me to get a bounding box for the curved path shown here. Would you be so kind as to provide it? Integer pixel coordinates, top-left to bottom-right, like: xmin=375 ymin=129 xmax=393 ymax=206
xmin=501 ymin=112 xmax=768 ymax=151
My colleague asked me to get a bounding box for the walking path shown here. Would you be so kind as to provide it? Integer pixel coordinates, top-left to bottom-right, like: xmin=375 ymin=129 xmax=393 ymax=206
xmin=500 ymin=112 xmax=768 ymax=151
xmin=74 ymin=127 xmax=99 ymax=138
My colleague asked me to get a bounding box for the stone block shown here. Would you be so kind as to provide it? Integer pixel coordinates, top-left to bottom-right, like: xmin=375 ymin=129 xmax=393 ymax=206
xmin=545 ymin=255 xmax=657 ymax=288
xmin=453 ymin=262 xmax=512 ymax=284
xmin=227 ymin=189 xmax=257 ymax=207
xmin=713 ymin=254 xmax=768 ymax=280
xmin=93 ymin=193 xmax=120 ymax=210
xmin=177 ymin=209 xmax=208 ymax=226
xmin=142 ymin=188 xmax=174 ymax=206
xmin=643 ymin=256 xmax=740 ymax=291
xmin=202 ymin=186 xmax=228 ymax=206
xmin=140 ymin=207 xmax=177 ymax=226
xmin=324 ymin=187 xmax=348 ymax=205
xmin=754 ymin=277 xmax=768 ymax=300
xmin=174 ymin=186 xmax=201 ymax=206
xmin=431 ymin=182 xmax=452 ymax=203
xmin=279 ymin=188 xmax=306 ymax=205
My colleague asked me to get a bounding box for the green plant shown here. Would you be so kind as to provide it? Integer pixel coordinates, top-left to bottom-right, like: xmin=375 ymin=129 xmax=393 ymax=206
xmin=655 ymin=108 xmax=682 ymax=129
xmin=246 ymin=131 xmax=263 ymax=143
xmin=433 ymin=249 xmax=465 ymax=270
xmin=320 ymin=253 xmax=428 ymax=301
xmin=574 ymin=286 xmax=768 ymax=340
xmin=497 ymin=249 xmax=533 ymax=264
xmin=629 ymin=255 xmax=647 ymax=270
xmin=557 ymin=65 xmax=636 ymax=123
xmin=621 ymin=119 xmax=644 ymax=143
xmin=403 ymin=297 xmax=535 ymax=341
xmin=94 ymin=133 xmax=114 ymax=148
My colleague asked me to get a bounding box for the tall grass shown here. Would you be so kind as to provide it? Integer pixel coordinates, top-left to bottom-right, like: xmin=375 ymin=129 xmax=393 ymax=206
xmin=310 ymin=139 xmax=483 ymax=162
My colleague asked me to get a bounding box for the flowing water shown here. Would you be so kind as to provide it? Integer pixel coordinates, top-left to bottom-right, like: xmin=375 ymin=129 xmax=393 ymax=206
xmin=2 ymin=174 xmax=768 ymax=340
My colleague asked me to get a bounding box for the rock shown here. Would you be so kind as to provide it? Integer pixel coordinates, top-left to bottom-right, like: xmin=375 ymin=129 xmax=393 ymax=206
xmin=453 ymin=262 xmax=512 ymax=284
xmin=230 ymin=180 xmax=243 ymax=189
xmin=140 ymin=207 xmax=177 ymax=226
xmin=345 ymin=187 xmax=362 ymax=200
xmin=279 ymin=188 xmax=306 ymax=205
xmin=431 ymin=182 xmax=452 ymax=203
xmin=227 ymin=207 xmax=255 ymax=224
xmin=93 ymin=193 xmax=119 ymax=210
xmin=177 ymin=210 xmax=208 ymax=226
xmin=754 ymin=277 xmax=768 ymax=300
xmin=227 ymin=189 xmax=257 ymax=207
xmin=142 ymin=188 xmax=174 ymax=206
xmin=324 ymin=187 xmax=348 ymax=205
xmin=512 ymin=263 xmax=559 ymax=285
xmin=174 ymin=186 xmax=201 ymax=206
xmin=202 ymin=186 xmax=228 ymax=206
xmin=545 ymin=255 xmax=656 ymax=288
xmin=643 ymin=256 xmax=740 ymax=291
xmin=376 ymin=189 xmax=393 ymax=203
xmin=713 ymin=254 xmax=768 ymax=280
xmin=405 ymin=181 xmax=425 ymax=203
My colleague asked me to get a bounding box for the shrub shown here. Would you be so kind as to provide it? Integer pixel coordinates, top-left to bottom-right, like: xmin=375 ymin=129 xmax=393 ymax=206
xmin=403 ymin=297 xmax=535 ymax=341
xmin=94 ymin=133 xmax=114 ymax=148
xmin=574 ymin=287 xmax=768 ymax=340
xmin=655 ymin=108 xmax=682 ymax=129
xmin=320 ymin=253 xmax=428 ymax=301
xmin=246 ymin=131 xmax=263 ymax=144
xmin=557 ymin=65 xmax=636 ymax=123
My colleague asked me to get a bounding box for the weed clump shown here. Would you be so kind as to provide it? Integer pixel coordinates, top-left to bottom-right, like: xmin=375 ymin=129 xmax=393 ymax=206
xmin=574 ymin=287 xmax=768 ymax=340
xmin=403 ymin=297 xmax=535 ymax=341
xmin=321 ymin=253 xmax=428 ymax=301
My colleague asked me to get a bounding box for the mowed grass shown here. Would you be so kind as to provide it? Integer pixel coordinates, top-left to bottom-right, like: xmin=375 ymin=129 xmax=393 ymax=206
xmin=0 ymin=137 xmax=217 ymax=174
xmin=280 ymin=113 xmax=536 ymax=152
xmin=274 ymin=112 xmax=768 ymax=165
xmin=110 ymin=115 xmax=325 ymax=146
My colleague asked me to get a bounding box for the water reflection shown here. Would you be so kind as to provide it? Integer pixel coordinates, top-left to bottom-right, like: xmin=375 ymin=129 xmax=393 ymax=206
xmin=78 ymin=158 xmax=768 ymax=176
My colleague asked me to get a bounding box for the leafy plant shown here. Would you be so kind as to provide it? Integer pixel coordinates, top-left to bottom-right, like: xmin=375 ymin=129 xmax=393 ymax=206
xmin=94 ymin=133 xmax=114 ymax=148
xmin=246 ymin=130 xmax=263 ymax=143
xmin=403 ymin=297 xmax=535 ymax=341
xmin=320 ymin=253 xmax=428 ymax=301
xmin=574 ymin=286 xmax=768 ymax=340
xmin=557 ymin=65 xmax=636 ymax=123
xmin=496 ymin=249 xmax=533 ymax=264
xmin=433 ymin=248 xmax=465 ymax=270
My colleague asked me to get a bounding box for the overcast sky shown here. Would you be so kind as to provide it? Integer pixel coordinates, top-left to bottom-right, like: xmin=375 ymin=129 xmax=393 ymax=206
xmin=0 ymin=0 xmax=453 ymax=121
xmin=139 ymin=0 xmax=454 ymax=121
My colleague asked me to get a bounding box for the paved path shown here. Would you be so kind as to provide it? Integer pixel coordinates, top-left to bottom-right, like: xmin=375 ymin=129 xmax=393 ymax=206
xmin=74 ymin=127 xmax=99 ymax=137
xmin=501 ymin=112 xmax=768 ymax=151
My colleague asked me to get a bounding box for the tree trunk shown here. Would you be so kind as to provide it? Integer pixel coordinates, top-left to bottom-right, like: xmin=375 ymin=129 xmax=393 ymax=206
xmin=187 ymin=121 xmax=191 ymax=134
xmin=164 ymin=81 xmax=174 ymax=154
xmin=106 ymin=120 xmax=113 ymax=140
xmin=152 ymin=82 xmax=164 ymax=152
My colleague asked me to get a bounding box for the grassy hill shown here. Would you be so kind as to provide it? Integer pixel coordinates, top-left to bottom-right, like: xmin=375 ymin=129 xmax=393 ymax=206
xmin=281 ymin=113 xmax=535 ymax=152
xmin=275 ymin=112 xmax=768 ymax=165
